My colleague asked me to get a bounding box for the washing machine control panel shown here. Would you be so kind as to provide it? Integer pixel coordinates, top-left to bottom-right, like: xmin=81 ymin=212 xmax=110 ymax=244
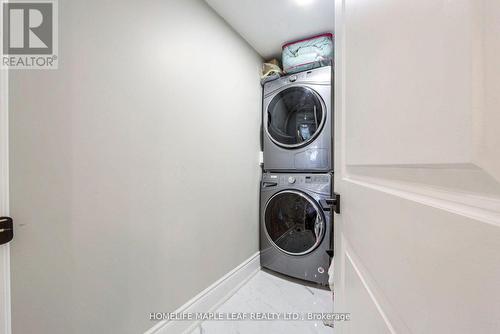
xmin=262 ymin=174 xmax=331 ymax=188
xmin=305 ymin=175 xmax=330 ymax=184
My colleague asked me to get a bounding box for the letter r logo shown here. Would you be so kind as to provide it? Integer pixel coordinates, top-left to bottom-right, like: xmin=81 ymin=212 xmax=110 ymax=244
xmin=3 ymin=2 xmax=53 ymax=54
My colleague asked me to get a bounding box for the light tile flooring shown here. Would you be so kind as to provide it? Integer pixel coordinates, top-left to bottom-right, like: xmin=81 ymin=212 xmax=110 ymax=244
xmin=191 ymin=270 xmax=334 ymax=334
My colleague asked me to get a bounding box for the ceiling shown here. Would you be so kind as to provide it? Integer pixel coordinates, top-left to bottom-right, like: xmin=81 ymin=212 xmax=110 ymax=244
xmin=205 ymin=0 xmax=334 ymax=60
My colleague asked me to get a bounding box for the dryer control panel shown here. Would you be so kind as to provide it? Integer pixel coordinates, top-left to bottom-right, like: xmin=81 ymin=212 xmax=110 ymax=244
xmin=263 ymin=65 xmax=332 ymax=96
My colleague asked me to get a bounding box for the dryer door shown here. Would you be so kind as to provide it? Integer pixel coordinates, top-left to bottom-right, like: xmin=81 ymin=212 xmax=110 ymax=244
xmin=266 ymin=86 xmax=325 ymax=148
xmin=264 ymin=190 xmax=325 ymax=255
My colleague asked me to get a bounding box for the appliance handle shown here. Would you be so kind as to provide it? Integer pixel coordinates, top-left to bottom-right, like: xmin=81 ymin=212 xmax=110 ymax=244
xmin=326 ymin=249 xmax=333 ymax=258
xmin=320 ymin=193 xmax=341 ymax=214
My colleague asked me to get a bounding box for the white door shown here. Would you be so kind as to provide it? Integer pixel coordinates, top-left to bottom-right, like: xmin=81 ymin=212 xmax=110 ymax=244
xmin=334 ymin=0 xmax=500 ymax=333
xmin=0 ymin=65 xmax=11 ymax=333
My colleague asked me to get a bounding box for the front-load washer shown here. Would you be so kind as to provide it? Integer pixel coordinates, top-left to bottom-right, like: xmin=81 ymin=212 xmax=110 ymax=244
xmin=263 ymin=66 xmax=332 ymax=172
xmin=260 ymin=172 xmax=332 ymax=286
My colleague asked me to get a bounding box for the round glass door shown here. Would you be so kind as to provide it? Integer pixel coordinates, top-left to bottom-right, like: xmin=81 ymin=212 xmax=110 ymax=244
xmin=264 ymin=190 xmax=325 ymax=255
xmin=267 ymin=87 xmax=325 ymax=148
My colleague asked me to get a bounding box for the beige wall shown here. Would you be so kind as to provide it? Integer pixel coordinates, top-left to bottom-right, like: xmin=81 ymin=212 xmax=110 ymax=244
xmin=9 ymin=0 xmax=262 ymax=333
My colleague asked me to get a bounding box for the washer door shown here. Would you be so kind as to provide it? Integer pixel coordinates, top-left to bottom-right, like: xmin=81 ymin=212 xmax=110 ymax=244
xmin=264 ymin=190 xmax=325 ymax=256
xmin=267 ymin=86 xmax=325 ymax=148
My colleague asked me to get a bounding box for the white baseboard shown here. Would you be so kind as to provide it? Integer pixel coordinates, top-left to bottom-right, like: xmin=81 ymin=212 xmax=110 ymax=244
xmin=144 ymin=251 xmax=261 ymax=334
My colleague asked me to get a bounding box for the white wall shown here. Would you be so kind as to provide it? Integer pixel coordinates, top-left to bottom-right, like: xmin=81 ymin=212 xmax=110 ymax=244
xmin=8 ymin=0 xmax=262 ymax=333
xmin=478 ymin=0 xmax=500 ymax=183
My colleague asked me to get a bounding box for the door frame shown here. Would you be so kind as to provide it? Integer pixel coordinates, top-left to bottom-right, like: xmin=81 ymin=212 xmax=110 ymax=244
xmin=0 ymin=60 xmax=12 ymax=334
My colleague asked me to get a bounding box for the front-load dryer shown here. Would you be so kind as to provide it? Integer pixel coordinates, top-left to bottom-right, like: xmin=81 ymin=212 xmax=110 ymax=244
xmin=263 ymin=66 xmax=332 ymax=172
xmin=260 ymin=172 xmax=332 ymax=286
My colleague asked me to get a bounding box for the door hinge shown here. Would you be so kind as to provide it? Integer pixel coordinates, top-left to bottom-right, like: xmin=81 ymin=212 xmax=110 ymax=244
xmin=320 ymin=193 xmax=341 ymax=214
xmin=0 ymin=216 xmax=14 ymax=245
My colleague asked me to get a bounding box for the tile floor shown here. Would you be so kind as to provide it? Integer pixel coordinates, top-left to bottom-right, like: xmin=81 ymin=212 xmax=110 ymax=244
xmin=191 ymin=269 xmax=333 ymax=334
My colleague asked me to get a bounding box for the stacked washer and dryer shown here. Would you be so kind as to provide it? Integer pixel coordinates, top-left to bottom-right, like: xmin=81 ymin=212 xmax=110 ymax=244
xmin=260 ymin=66 xmax=334 ymax=286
